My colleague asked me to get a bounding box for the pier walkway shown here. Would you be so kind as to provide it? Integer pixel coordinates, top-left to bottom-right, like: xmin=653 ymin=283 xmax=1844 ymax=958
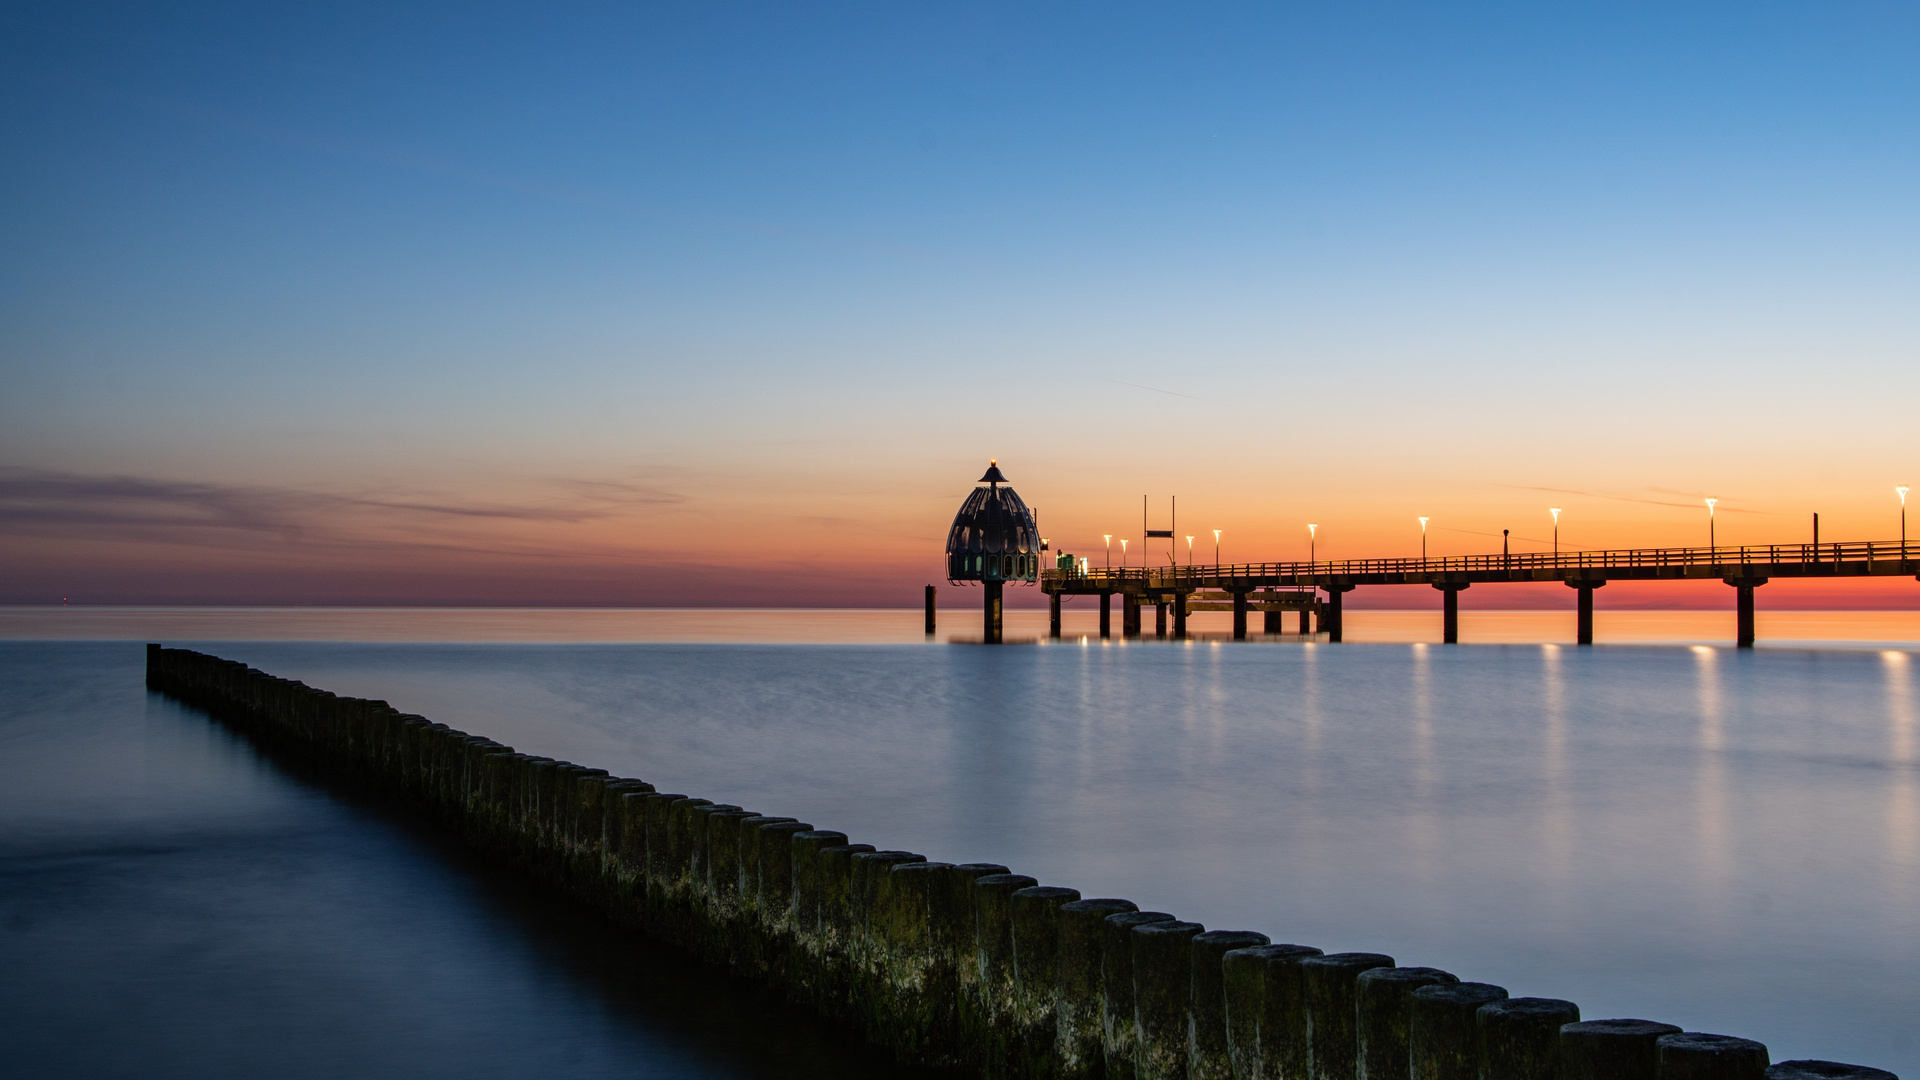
xmin=1040 ymin=539 xmax=1920 ymax=647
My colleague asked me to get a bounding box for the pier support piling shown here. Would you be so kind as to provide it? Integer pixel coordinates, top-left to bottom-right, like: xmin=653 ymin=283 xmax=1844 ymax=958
xmin=1173 ymin=594 xmax=1188 ymax=639
xmin=927 ymin=585 xmax=937 ymax=634
xmin=1156 ymin=602 xmax=1167 ymax=639
xmin=1434 ymin=583 xmax=1468 ymax=644
xmin=1323 ymin=585 xmax=1354 ymax=643
xmin=1566 ymin=580 xmax=1605 ymax=645
xmin=1050 ymin=593 xmax=1062 ymax=640
xmin=1724 ymin=576 xmax=1768 ymax=649
xmin=1123 ymin=594 xmax=1142 ymax=639
xmin=1100 ymin=593 xmax=1112 ymax=640
xmin=1300 ymin=608 xmax=1312 ymax=634
xmin=1232 ymin=590 xmax=1249 ymax=641
xmin=984 ymin=581 xmax=1004 ymax=644
xmin=1264 ymin=608 xmax=1283 ymax=634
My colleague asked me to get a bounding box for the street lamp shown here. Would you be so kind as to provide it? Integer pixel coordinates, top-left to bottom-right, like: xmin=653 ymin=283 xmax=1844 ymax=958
xmin=1419 ymin=516 xmax=1429 ymax=560
xmin=1308 ymin=523 xmax=1317 ymax=564
xmin=1104 ymin=534 xmax=1112 ymax=569
xmin=1549 ymin=508 xmax=1562 ymax=560
xmin=1900 ymin=486 xmax=1911 ymax=567
xmin=1705 ymin=498 xmax=1717 ymax=550
xmin=1213 ymin=529 xmax=1222 ymax=570
xmin=1120 ymin=538 xmax=1128 ymax=568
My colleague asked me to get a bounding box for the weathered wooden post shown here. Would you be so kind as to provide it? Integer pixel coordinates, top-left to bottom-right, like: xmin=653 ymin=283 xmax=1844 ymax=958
xmin=1009 ymin=885 xmax=1084 ymax=1073
xmin=1103 ymin=911 xmax=1179 ymax=1080
xmin=1302 ymin=952 xmax=1395 ymax=1080
xmin=1188 ymin=930 xmax=1270 ymax=1080
xmin=1056 ymin=898 xmax=1140 ymax=1079
xmin=1222 ymin=943 xmax=1325 ymax=1080
xmin=1656 ymin=1032 xmax=1770 ymax=1080
xmin=1478 ymin=997 xmax=1580 ymax=1080
xmin=1356 ymin=967 xmax=1458 ymax=1080
xmin=927 ymin=584 xmax=937 ymax=634
xmin=1133 ymin=920 xmax=1207 ymax=1080
xmin=973 ymin=872 xmax=1041 ymax=1065
xmin=1409 ymin=981 xmax=1507 ymax=1080
xmin=1560 ymin=1018 xmax=1681 ymax=1080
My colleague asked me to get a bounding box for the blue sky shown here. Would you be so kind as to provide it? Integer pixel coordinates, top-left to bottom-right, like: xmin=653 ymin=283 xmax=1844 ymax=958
xmin=3 ymin=2 xmax=1917 ymax=603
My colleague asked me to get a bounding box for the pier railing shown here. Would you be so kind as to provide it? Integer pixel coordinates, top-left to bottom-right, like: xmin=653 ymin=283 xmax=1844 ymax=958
xmin=1044 ymin=538 xmax=1919 ymax=588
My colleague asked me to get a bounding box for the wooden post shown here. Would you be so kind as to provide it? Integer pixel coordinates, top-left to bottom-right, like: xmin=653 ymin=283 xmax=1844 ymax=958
xmin=1156 ymin=601 xmax=1167 ymax=639
xmin=1100 ymin=593 xmax=1112 ymax=639
xmin=1123 ymin=593 xmax=1142 ymax=638
xmin=1173 ymin=593 xmax=1188 ymax=639
xmin=1050 ymin=592 xmax=1062 ymax=639
xmin=926 ymin=584 xmax=937 ymax=634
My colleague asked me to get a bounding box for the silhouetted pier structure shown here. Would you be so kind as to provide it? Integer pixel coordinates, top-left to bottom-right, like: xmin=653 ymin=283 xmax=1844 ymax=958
xmin=1041 ymin=540 xmax=1919 ymax=647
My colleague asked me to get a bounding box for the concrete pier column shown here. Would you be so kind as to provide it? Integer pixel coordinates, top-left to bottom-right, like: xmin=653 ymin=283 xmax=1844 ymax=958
xmin=1357 ymin=967 xmax=1459 ymax=1080
xmin=985 ymin=580 xmax=1004 ymax=644
xmin=1232 ymin=590 xmax=1249 ymax=640
xmin=1008 ymin=885 xmax=1084 ymax=1074
xmin=1303 ymin=952 xmax=1395 ymax=1080
xmin=1132 ymin=920 xmax=1207 ymax=1080
xmin=1188 ymin=930 xmax=1270 ymax=1080
xmin=1124 ymin=594 xmax=1143 ymax=638
xmin=1324 ymin=586 xmax=1354 ymax=643
xmin=1723 ymin=577 xmax=1767 ymax=648
xmin=1655 ymin=1032 xmax=1770 ymax=1080
xmin=1156 ymin=601 xmax=1168 ymax=639
xmin=1101 ymin=593 xmax=1113 ymax=639
xmin=927 ymin=584 xmax=937 ymax=634
xmin=1265 ymin=607 xmax=1283 ymax=634
xmin=1560 ymin=1018 xmax=1681 ymax=1080
xmin=1300 ymin=608 xmax=1312 ymax=634
xmin=1051 ymin=592 xmax=1063 ymax=639
xmin=1564 ymin=580 xmax=1607 ymax=645
xmin=1056 ymin=898 xmax=1141 ymax=1080
xmin=1434 ymin=582 xmax=1468 ymax=644
xmin=1174 ymin=594 xmax=1189 ymax=639
xmin=1478 ymin=997 xmax=1580 ymax=1080
xmin=1409 ymin=982 xmax=1508 ymax=1080
xmin=1102 ymin=910 xmax=1179 ymax=1080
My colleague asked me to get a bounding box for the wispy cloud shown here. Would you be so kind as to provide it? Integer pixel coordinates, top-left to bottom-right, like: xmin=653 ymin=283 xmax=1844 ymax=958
xmin=0 ymin=468 xmax=684 ymax=542
xmin=1498 ymin=484 xmax=1761 ymax=514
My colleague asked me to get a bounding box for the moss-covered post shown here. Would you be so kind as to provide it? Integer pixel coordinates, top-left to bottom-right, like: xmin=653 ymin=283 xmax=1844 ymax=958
xmin=1559 ymin=1019 xmax=1681 ymax=1080
xmin=849 ymin=850 xmax=927 ymax=1040
xmin=1302 ymin=952 xmax=1395 ymax=1080
xmin=1189 ymin=930 xmax=1270 ymax=1080
xmin=783 ymin=829 xmax=849 ymax=1004
xmin=1477 ymin=998 xmax=1580 ymax=1080
xmin=972 ymin=872 xmax=1041 ymax=1068
xmin=879 ymin=861 xmax=952 ymax=1063
xmin=1102 ymin=911 xmax=1178 ymax=1080
xmin=815 ymin=843 xmax=877 ymax=1019
xmin=1056 ymin=899 xmax=1140 ymax=1080
xmin=1132 ymin=920 xmax=1206 ymax=1080
xmin=1222 ymin=942 xmax=1324 ymax=1080
xmin=1409 ymin=982 xmax=1507 ymax=1080
xmin=1009 ymin=885 xmax=1083 ymax=1075
xmin=1655 ymin=1033 xmax=1770 ymax=1080
xmin=1356 ymin=967 xmax=1457 ymax=1080
xmin=938 ymin=862 xmax=1012 ymax=1070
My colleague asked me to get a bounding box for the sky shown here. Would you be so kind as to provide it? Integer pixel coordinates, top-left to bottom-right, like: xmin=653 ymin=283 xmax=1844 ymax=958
xmin=2 ymin=2 xmax=1918 ymax=608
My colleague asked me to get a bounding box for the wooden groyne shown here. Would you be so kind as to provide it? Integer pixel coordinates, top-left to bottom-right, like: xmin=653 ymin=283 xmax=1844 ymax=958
xmin=146 ymin=644 xmax=1895 ymax=1080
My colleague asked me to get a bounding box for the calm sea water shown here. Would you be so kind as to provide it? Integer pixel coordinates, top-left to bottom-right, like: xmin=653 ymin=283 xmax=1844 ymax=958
xmin=5 ymin=610 xmax=1919 ymax=1077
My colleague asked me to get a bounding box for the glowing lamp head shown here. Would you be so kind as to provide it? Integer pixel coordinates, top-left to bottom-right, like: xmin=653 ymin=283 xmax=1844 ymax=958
xmin=1213 ymin=529 xmax=1222 ymax=542
xmin=1705 ymin=498 xmax=1718 ymax=515
xmin=1308 ymin=523 xmax=1317 ymax=537
xmin=1900 ymin=486 xmax=1911 ymax=505
xmin=1550 ymin=507 xmax=1562 ymax=524
xmin=1419 ymin=516 xmax=1429 ymax=531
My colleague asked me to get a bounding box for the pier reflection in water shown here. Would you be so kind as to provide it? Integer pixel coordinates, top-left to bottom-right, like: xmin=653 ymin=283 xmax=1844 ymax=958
xmin=7 ymin=619 xmax=1920 ymax=1076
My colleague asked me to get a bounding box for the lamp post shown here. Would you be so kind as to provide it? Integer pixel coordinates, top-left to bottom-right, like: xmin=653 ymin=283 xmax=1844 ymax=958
xmin=1419 ymin=516 xmax=1429 ymax=560
xmin=1705 ymin=498 xmax=1717 ymax=551
xmin=1308 ymin=523 xmax=1317 ymax=565
xmin=1120 ymin=538 xmax=1128 ymax=568
xmin=1213 ymin=529 xmax=1221 ymax=571
xmin=1104 ymin=534 xmax=1112 ymax=570
xmin=1549 ymin=508 xmax=1562 ymax=560
xmin=1186 ymin=535 xmax=1194 ymax=568
xmin=1900 ymin=486 xmax=1911 ymax=568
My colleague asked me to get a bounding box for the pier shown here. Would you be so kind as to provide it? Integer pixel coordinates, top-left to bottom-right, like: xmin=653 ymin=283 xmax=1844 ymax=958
xmin=1040 ymin=540 xmax=1920 ymax=647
